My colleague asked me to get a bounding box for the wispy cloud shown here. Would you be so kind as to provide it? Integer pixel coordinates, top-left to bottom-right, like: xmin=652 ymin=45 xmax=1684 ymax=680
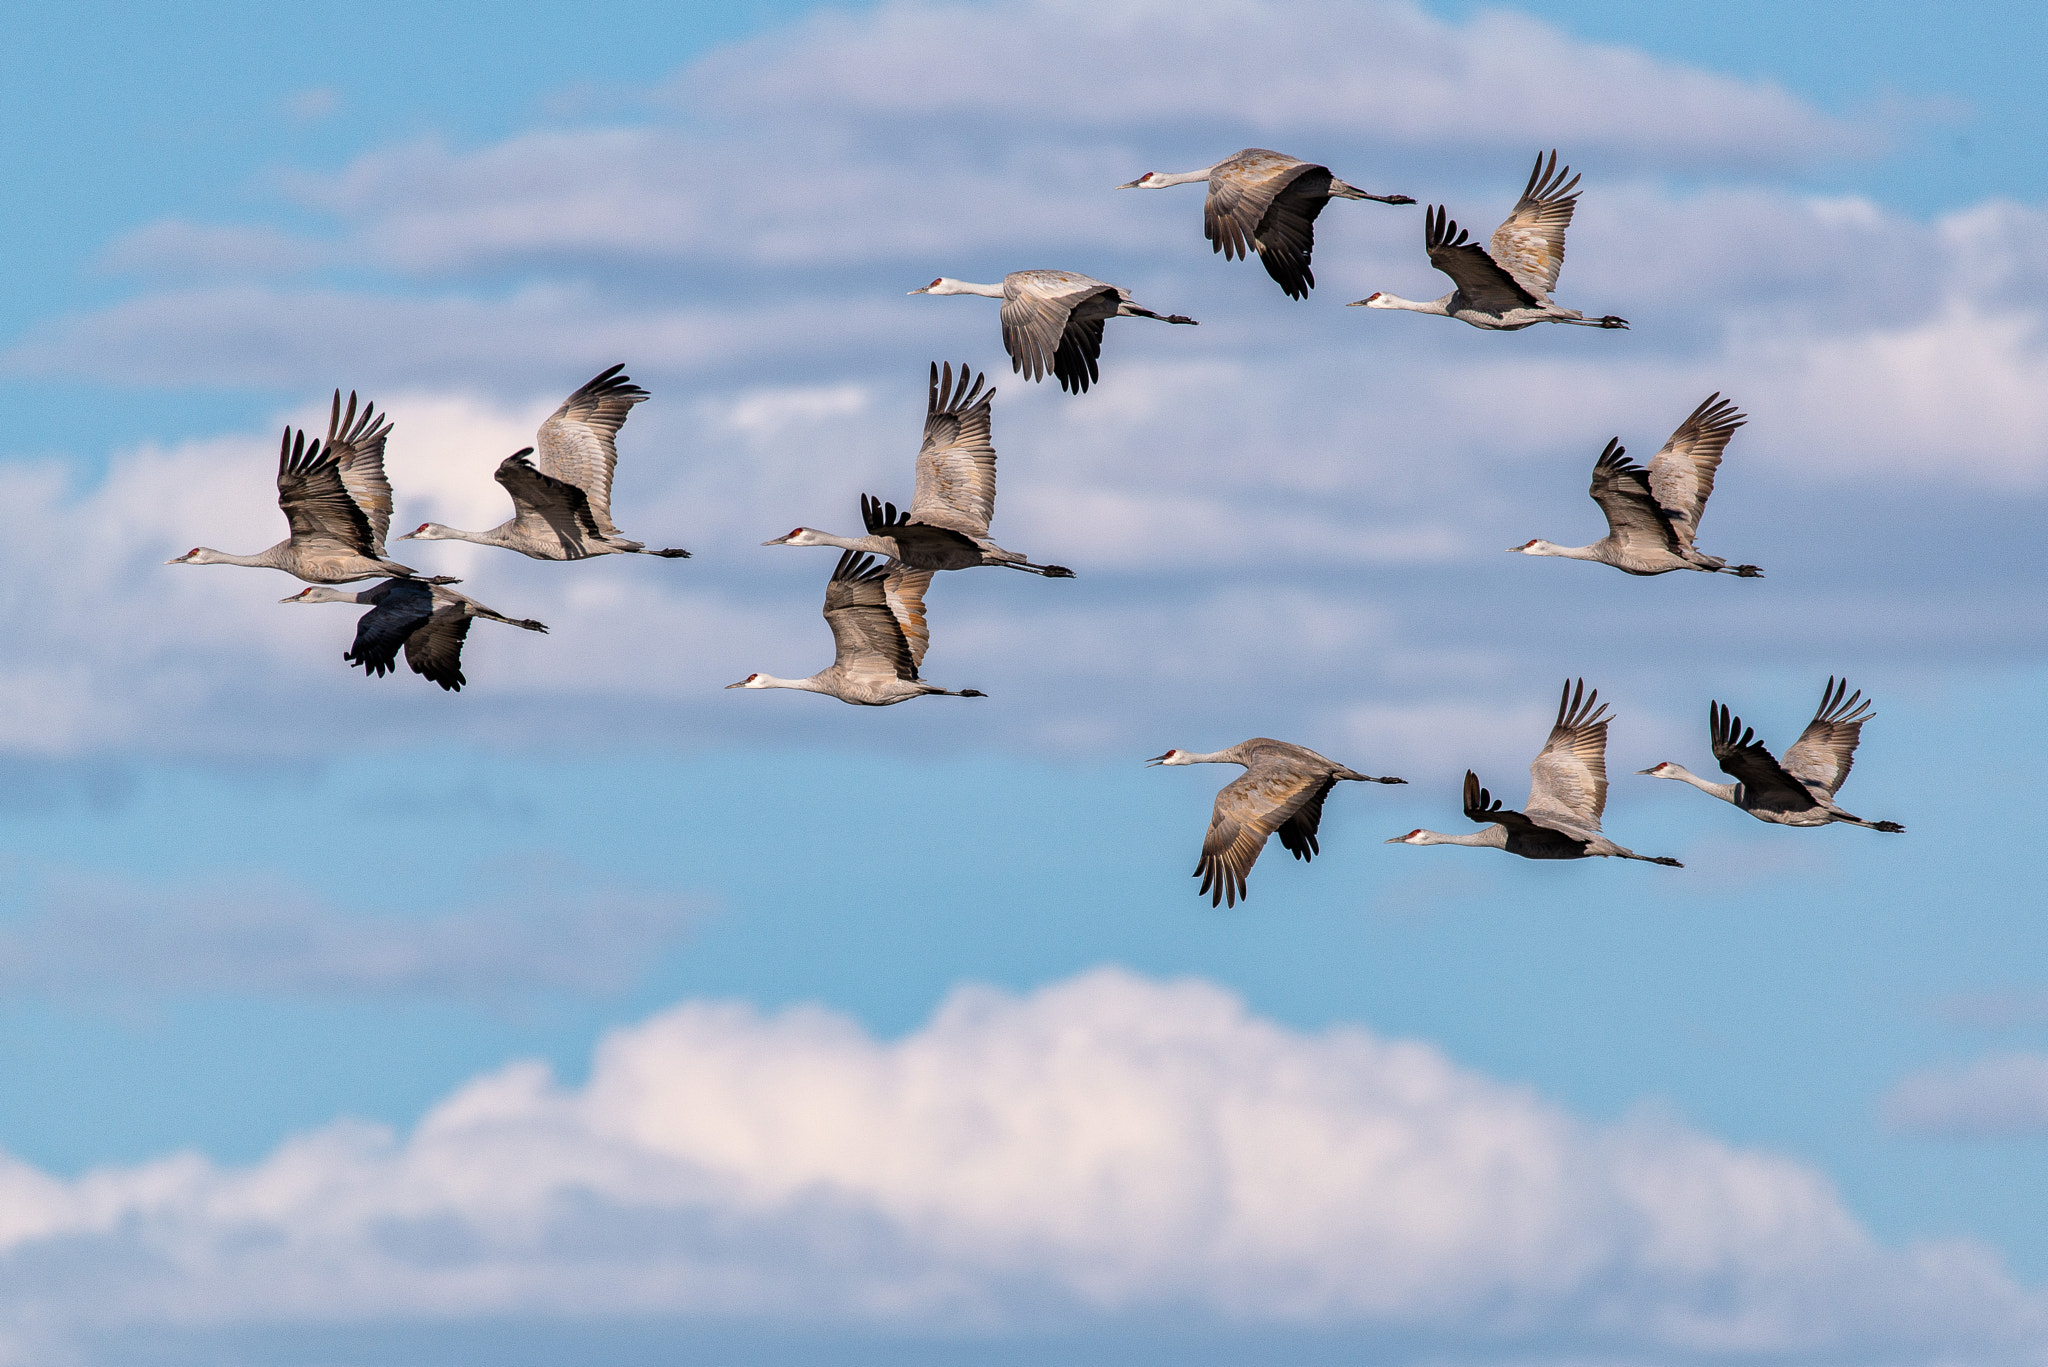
xmin=1884 ymin=1054 xmax=2048 ymax=1139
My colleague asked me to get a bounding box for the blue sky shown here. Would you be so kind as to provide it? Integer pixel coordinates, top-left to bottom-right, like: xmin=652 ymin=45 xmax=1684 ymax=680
xmin=1 ymin=0 xmax=2046 ymax=1362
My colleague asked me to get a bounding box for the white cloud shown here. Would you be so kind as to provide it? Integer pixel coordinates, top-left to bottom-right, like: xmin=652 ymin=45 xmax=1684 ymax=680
xmin=1884 ymin=1054 xmax=2048 ymax=1139
xmin=0 ymin=969 xmax=2034 ymax=1360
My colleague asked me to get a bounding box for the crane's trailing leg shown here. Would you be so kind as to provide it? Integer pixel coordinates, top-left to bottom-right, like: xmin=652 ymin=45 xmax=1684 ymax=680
xmin=1000 ymin=560 xmax=1076 ymax=578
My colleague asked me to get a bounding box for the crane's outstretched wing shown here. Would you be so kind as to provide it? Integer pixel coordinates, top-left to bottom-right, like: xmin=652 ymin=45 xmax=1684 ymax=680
xmin=1710 ymin=700 xmax=1821 ymax=814
xmin=533 ymin=364 xmax=649 ymax=538
xmin=884 ymin=566 xmax=934 ymax=671
xmin=909 ymin=362 xmax=998 ymax=538
xmin=496 ymin=449 xmax=604 ymax=551
xmin=1274 ymin=774 xmax=1339 ymax=861
xmin=1778 ymin=677 xmax=1875 ymax=800
xmin=1196 ymin=762 xmax=1328 ymax=908
xmin=343 ymin=579 xmax=434 ymax=678
xmin=403 ymin=606 xmax=473 ymax=692
xmin=1489 ymin=150 xmax=1580 ymax=300
xmin=822 ymin=551 xmax=919 ymax=682
xmin=277 ymin=426 xmax=378 ymax=557
xmin=1205 ymin=149 xmax=1329 ymax=300
xmin=324 ymin=391 xmax=396 ymax=556
xmin=1524 ymin=679 xmax=1610 ymax=831
xmin=1645 ymin=394 xmax=1746 ymax=550
xmin=1425 ymin=204 xmax=1540 ymax=314
xmin=1588 ymin=440 xmax=1682 ymax=555
xmin=1002 ymin=271 xmax=1116 ymax=392
xmin=1462 ymin=770 xmax=1544 ymax=836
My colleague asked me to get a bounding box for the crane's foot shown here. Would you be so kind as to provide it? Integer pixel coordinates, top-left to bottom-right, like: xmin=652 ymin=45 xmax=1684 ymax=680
xmin=1374 ymin=776 xmax=1408 ymax=784
xmin=1164 ymin=314 xmax=1199 ymax=325
xmin=1730 ymin=564 xmax=1764 ymax=578
xmin=1371 ymin=194 xmax=1417 ymax=205
xmin=1040 ymin=564 xmax=1075 ymax=578
xmin=1874 ymin=821 xmax=1905 ymax=833
xmin=1598 ymin=315 xmax=1630 ymax=329
xmin=1650 ymin=856 xmax=1683 ymax=867
xmin=650 ymin=547 xmax=692 ymax=558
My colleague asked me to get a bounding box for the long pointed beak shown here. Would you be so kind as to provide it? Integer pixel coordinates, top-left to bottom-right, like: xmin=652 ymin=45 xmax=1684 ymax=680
xmin=907 ymin=287 xmax=929 ymax=295
xmin=724 ymin=680 xmax=747 ymax=689
xmin=279 ymin=593 xmax=309 ymax=603
xmin=1143 ymin=753 xmax=1171 ymax=766
xmin=1635 ymin=767 xmax=1659 ymax=775
xmin=1345 ymin=299 xmax=1371 ymax=307
xmin=1383 ymin=835 xmax=1406 ymax=843
xmin=396 ymin=530 xmax=417 ymax=540
xmin=761 ymin=535 xmax=792 ymax=546
xmin=1505 ymin=545 xmax=1524 ymax=553
xmin=1115 ymin=179 xmax=1144 ymax=190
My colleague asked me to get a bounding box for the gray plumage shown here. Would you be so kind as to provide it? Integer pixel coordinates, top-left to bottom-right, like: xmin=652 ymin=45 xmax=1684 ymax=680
xmin=1640 ymin=678 xmax=1905 ymax=832
xmin=1349 ymin=151 xmax=1629 ymax=331
xmin=1510 ymin=394 xmax=1763 ymax=576
xmin=910 ymin=272 xmax=1197 ymax=394
xmin=167 ymin=392 xmax=433 ymax=584
xmin=762 ymin=362 xmax=1073 ymax=577
xmin=726 ymin=550 xmax=981 ymax=707
xmin=1147 ymin=738 xmax=1406 ymax=907
xmin=1390 ymin=680 xmax=1681 ymax=865
xmin=1118 ymin=148 xmax=1414 ymax=299
xmin=401 ymin=364 xmax=691 ymax=560
xmin=281 ymin=578 xmax=547 ymax=692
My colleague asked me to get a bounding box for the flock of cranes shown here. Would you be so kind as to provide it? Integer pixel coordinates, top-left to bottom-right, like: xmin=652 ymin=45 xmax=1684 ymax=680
xmin=167 ymin=146 xmax=1904 ymax=905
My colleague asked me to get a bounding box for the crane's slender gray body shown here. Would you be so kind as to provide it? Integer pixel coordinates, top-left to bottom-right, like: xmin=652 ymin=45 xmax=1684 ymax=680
xmin=1390 ymin=680 xmax=1681 ymax=865
xmin=763 ymin=362 xmax=1073 ymax=577
xmin=1640 ymin=678 xmax=1905 ymax=832
xmin=402 ymin=364 xmax=691 ymax=561
xmin=911 ymin=271 xmax=1197 ymax=394
xmin=1147 ymin=738 xmax=1406 ymax=907
xmin=727 ymin=550 xmax=982 ymax=707
xmin=1349 ymin=151 xmax=1628 ymax=331
xmin=282 ymin=578 xmax=547 ymax=692
xmin=1511 ymin=394 xmax=1763 ymax=577
xmin=168 ymin=391 xmax=435 ymax=584
xmin=1118 ymin=148 xmax=1414 ymax=299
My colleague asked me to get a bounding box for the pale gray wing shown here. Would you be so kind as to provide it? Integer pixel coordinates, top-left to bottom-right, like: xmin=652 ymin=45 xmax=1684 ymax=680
xmin=276 ymin=426 xmax=377 ymax=558
xmin=1589 ymin=440 xmax=1681 ymax=555
xmin=908 ymin=361 xmax=997 ymax=538
xmin=1001 ymin=271 xmax=1113 ymax=386
xmin=883 ymin=565 xmax=934 ymax=672
xmin=324 ymin=391 xmax=396 ymax=556
xmin=821 ymin=551 xmax=918 ymax=682
xmin=1779 ymin=677 xmax=1875 ymax=799
xmin=1524 ymin=679 xmax=1610 ymax=831
xmin=533 ymin=364 xmax=648 ymax=538
xmin=1488 ymin=151 xmax=1580 ymax=300
xmin=1205 ymin=149 xmax=1324 ymax=290
xmin=1196 ymin=760 xmax=1327 ymax=909
xmin=1645 ymin=394 xmax=1745 ymax=550
xmin=1424 ymin=205 xmax=1539 ymax=313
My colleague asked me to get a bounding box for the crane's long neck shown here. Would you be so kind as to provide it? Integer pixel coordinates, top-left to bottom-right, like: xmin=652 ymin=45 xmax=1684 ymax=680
xmin=433 ymin=523 xmax=518 ymax=548
xmin=944 ymin=280 xmax=1007 ymax=298
xmin=757 ymin=674 xmax=826 ymax=694
xmin=1176 ymin=749 xmax=1246 ymax=766
xmin=1148 ymin=167 xmax=1216 ymax=187
xmin=809 ymin=531 xmax=897 ymax=555
xmin=1376 ymin=293 xmax=1453 ymax=316
xmin=1415 ymin=827 xmax=1508 ymax=848
xmin=1660 ymin=766 xmax=1740 ymax=804
xmin=1519 ymin=539 xmax=1604 ymax=562
xmin=202 ymin=544 xmax=292 ymax=568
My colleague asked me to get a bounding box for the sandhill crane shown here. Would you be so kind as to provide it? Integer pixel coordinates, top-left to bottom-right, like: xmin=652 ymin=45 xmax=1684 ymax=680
xmin=400 ymin=364 xmax=691 ymax=560
xmin=910 ymin=271 xmax=1196 ymax=394
xmin=1147 ymin=739 xmax=1406 ymax=907
xmin=168 ymin=392 xmax=436 ymax=584
xmin=763 ymin=362 xmax=1073 ymax=578
xmin=727 ymin=551 xmax=983 ymax=706
xmin=1118 ymin=148 xmax=1414 ymax=299
xmin=1639 ymin=678 xmax=1904 ymax=832
xmin=1348 ymin=152 xmax=1628 ymax=331
xmin=1388 ymin=680 xmax=1681 ymax=865
xmin=281 ymin=578 xmax=546 ymax=692
xmin=1510 ymin=394 xmax=1762 ymax=577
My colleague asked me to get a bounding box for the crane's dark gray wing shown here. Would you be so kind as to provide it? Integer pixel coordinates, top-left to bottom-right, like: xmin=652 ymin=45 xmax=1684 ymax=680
xmin=277 ymin=426 xmax=377 ymax=557
xmin=1489 ymin=150 xmax=1580 ymax=300
xmin=1710 ymin=700 xmax=1821 ymax=814
xmin=1204 ymin=150 xmax=1329 ymax=300
xmin=1779 ymin=677 xmax=1874 ymax=799
xmin=1002 ymin=271 xmax=1116 ymax=392
xmin=1463 ymin=770 xmax=1545 ymax=836
xmin=1645 ymin=394 xmax=1745 ymax=551
xmin=533 ymin=364 xmax=648 ymax=538
xmin=403 ymin=606 xmax=474 ymax=692
xmin=1196 ymin=762 xmax=1327 ymax=908
xmin=343 ymin=579 xmax=433 ymax=678
xmin=884 ymin=566 xmax=934 ymax=672
xmin=1589 ymin=440 xmax=1682 ymax=555
xmin=822 ymin=551 xmax=918 ymax=682
xmin=324 ymin=391 xmax=396 ymax=556
xmin=909 ymin=361 xmax=997 ymax=538
xmin=1525 ymin=679 xmax=1610 ymax=831
xmin=1424 ymin=205 xmax=1540 ymax=313
xmin=1274 ymin=774 xmax=1339 ymax=861
xmin=495 ymin=449 xmax=603 ymax=549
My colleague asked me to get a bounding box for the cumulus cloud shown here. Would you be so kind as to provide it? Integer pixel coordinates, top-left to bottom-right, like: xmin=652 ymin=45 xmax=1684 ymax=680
xmin=1884 ymin=1055 xmax=2048 ymax=1139
xmin=0 ymin=969 xmax=2035 ymax=1362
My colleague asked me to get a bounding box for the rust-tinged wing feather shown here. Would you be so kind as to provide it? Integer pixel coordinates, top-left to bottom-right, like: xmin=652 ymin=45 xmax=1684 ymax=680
xmin=1489 ymin=150 xmax=1580 ymax=300
xmin=1646 ymin=394 xmax=1746 ymax=550
xmin=1710 ymin=699 xmax=1820 ymax=814
xmin=533 ymin=363 xmax=648 ymax=538
xmin=822 ymin=551 xmax=918 ymax=682
xmin=1779 ymin=677 xmax=1874 ymax=800
xmin=1425 ymin=204 xmax=1539 ymax=313
xmin=1589 ymin=439 xmax=1682 ymax=555
xmin=909 ymin=361 xmax=997 ymax=538
xmin=884 ymin=565 xmax=934 ymax=671
xmin=1195 ymin=763 xmax=1327 ymax=908
xmin=1524 ymin=679 xmax=1610 ymax=831
xmin=324 ymin=391 xmax=396 ymax=556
